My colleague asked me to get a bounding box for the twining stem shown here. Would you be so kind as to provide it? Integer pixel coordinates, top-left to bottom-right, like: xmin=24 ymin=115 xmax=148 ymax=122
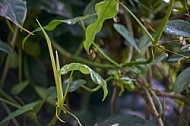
xmin=0 ymin=97 xmax=20 ymax=108
xmin=81 ymin=85 xmax=101 ymax=92
xmin=118 ymin=0 xmax=154 ymax=43
xmin=63 ymin=71 xmax=73 ymax=103
xmin=92 ymin=42 xmax=121 ymax=68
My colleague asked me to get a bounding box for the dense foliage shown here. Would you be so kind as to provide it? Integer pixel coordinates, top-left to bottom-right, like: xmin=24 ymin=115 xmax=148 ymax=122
xmin=0 ymin=0 xmax=190 ymax=126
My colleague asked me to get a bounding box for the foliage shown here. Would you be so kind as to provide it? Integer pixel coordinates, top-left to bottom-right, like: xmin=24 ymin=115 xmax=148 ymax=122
xmin=0 ymin=0 xmax=190 ymax=126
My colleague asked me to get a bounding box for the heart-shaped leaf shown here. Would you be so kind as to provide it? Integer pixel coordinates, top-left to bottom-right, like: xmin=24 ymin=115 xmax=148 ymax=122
xmin=60 ymin=63 xmax=108 ymax=101
xmin=0 ymin=0 xmax=27 ymax=26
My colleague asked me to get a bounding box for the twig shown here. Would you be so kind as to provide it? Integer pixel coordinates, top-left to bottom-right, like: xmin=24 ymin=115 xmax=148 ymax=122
xmin=143 ymin=86 xmax=164 ymax=126
xmin=153 ymin=90 xmax=185 ymax=101
xmin=111 ymin=81 xmax=119 ymax=116
xmin=137 ymin=78 xmax=164 ymax=126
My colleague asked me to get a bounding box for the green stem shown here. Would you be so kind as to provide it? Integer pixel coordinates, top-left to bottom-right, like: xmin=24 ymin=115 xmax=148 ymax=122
xmin=142 ymin=78 xmax=163 ymax=117
xmin=0 ymin=89 xmax=20 ymax=105
xmin=0 ymin=97 xmax=20 ymax=108
xmin=0 ymin=27 xmax=18 ymax=88
xmin=5 ymin=19 xmax=14 ymax=34
xmin=47 ymin=107 xmax=62 ymax=126
xmin=118 ymin=1 xmax=154 ymax=43
xmin=92 ymin=42 xmax=121 ymax=68
xmin=153 ymin=0 xmax=174 ymax=46
xmin=18 ymin=48 xmax=22 ymax=82
xmin=48 ymin=71 xmax=73 ymax=126
xmin=63 ymin=71 xmax=73 ymax=102
xmin=37 ymin=20 xmax=64 ymax=125
xmin=149 ymin=88 xmax=163 ymax=117
xmin=55 ymin=51 xmax=63 ymax=106
xmin=37 ymin=20 xmax=63 ymax=107
xmin=81 ymin=85 xmax=101 ymax=92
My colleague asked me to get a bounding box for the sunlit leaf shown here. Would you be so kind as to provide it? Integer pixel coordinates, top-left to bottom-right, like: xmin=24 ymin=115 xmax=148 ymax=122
xmin=0 ymin=0 xmax=27 ymax=25
xmin=174 ymin=67 xmax=190 ymax=93
xmin=83 ymin=0 xmax=101 ymax=25
xmin=22 ymin=14 xmax=95 ymax=48
xmin=83 ymin=0 xmax=119 ymax=53
xmin=114 ymin=23 xmax=140 ymax=53
xmin=98 ymin=114 xmax=156 ymax=126
xmin=11 ymin=80 xmax=30 ymax=95
xmin=0 ymin=100 xmax=40 ymax=124
xmin=60 ymin=63 xmax=108 ymax=101
xmin=164 ymin=20 xmax=190 ymax=37
xmin=0 ymin=39 xmax=12 ymax=54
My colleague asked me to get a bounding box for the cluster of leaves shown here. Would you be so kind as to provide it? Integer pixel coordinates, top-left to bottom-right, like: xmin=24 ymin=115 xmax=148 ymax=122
xmin=1 ymin=0 xmax=190 ymax=126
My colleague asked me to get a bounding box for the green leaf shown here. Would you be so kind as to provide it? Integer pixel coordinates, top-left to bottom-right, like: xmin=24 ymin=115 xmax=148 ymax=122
xmin=114 ymin=23 xmax=140 ymax=53
xmin=121 ymin=77 xmax=135 ymax=92
xmin=174 ymin=67 xmax=190 ymax=93
xmin=98 ymin=114 xmax=156 ymax=126
xmin=0 ymin=39 xmax=12 ymax=54
xmin=0 ymin=100 xmax=40 ymax=124
xmin=83 ymin=0 xmax=101 ymax=25
xmin=22 ymin=14 xmax=95 ymax=48
xmin=11 ymin=80 xmax=30 ymax=95
xmin=46 ymin=86 xmax=57 ymax=99
xmin=83 ymin=0 xmax=119 ymax=53
xmin=63 ymin=79 xmax=86 ymax=92
xmin=60 ymin=63 xmax=108 ymax=101
xmin=0 ymin=0 xmax=27 ymax=25
xmin=164 ymin=20 xmax=190 ymax=37
xmin=46 ymin=79 xmax=86 ymax=99
xmin=45 ymin=14 xmax=96 ymax=31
